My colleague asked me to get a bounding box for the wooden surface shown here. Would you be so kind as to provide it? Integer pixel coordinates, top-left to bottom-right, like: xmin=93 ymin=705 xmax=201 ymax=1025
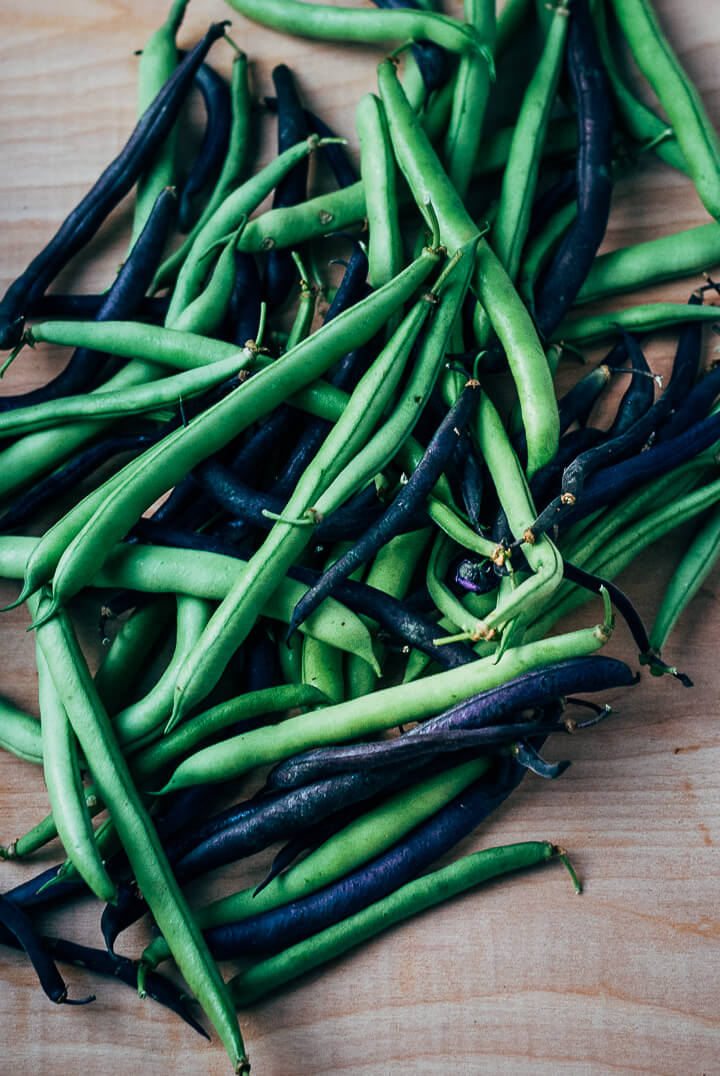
xmin=1 ymin=2 xmax=719 ymax=1073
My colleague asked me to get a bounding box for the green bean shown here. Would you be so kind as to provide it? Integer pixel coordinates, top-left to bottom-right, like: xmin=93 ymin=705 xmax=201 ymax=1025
xmin=278 ymin=629 xmax=304 ymax=686
xmin=591 ymin=0 xmax=686 ymax=173
xmin=649 ymin=501 xmax=720 ymax=656
xmin=426 ymin=532 xmax=472 ymax=634
xmin=170 ymin=283 xmax=438 ymax=724
xmin=444 ymin=0 xmax=496 ymax=199
xmin=35 ymin=636 xmax=117 ymax=904
xmin=426 ymin=496 xmax=497 ymax=558
xmin=228 ymin=841 xmax=563 ymax=1006
xmin=129 ymin=684 xmax=327 ymax=788
xmin=491 ymin=0 xmax=570 ymax=279
xmin=25 ymin=321 xmax=243 ymax=371
xmin=152 ymin=48 xmax=252 ymax=291
xmin=301 ymin=635 xmax=344 ymax=705
xmin=166 ymin=136 xmax=334 ymax=320
xmin=24 ymin=249 xmax=438 ymax=623
xmin=224 ymin=0 xmax=487 ymax=55
xmin=32 ymin=593 xmax=248 ymax=1073
xmin=143 ymin=758 xmax=490 ymax=969
xmin=0 ymin=352 xmax=252 ymax=440
xmin=518 ymin=199 xmax=577 ymax=311
xmin=0 ymin=537 xmax=378 ymax=671
xmin=166 ymin=222 xmax=247 ymax=335
xmin=94 ymin=597 xmax=175 ymax=712
xmin=377 ymin=57 xmax=559 ymax=476
xmin=0 ymin=696 xmax=43 ymax=766
xmin=158 ymin=608 xmax=612 ymax=794
xmin=608 ymin=0 xmax=720 ymax=219
xmin=6 ymin=786 xmax=104 ymax=862
xmin=285 ymin=254 xmax=317 ymax=350
xmin=114 ymin=596 xmax=213 ymax=744
xmin=128 ymin=0 xmax=189 ymax=249
xmin=553 ymin=301 xmax=720 ymax=346
xmin=577 ymin=221 xmax=720 ymax=305
xmin=356 ymin=94 xmax=403 ymax=291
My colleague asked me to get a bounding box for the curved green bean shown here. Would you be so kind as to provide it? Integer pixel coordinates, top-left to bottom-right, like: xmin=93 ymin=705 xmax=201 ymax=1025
xmin=0 ymin=696 xmax=43 ymax=766
xmin=553 ymin=301 xmax=720 ymax=346
xmin=228 ymin=841 xmax=562 ymax=1007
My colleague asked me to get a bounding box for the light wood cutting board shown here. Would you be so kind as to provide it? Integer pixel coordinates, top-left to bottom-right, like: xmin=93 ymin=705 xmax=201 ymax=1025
xmin=0 ymin=2 xmax=718 ymax=1074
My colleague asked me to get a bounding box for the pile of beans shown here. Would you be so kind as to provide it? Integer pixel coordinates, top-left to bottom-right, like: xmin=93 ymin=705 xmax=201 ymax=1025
xmin=1 ymin=0 xmax=719 ymax=1069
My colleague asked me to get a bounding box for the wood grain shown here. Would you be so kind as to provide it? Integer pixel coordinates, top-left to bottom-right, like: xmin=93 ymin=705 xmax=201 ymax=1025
xmin=0 ymin=2 xmax=719 ymax=1074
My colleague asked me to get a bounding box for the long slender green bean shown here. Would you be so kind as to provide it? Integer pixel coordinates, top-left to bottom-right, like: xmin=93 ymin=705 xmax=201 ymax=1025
xmin=0 ymin=697 xmax=43 ymax=766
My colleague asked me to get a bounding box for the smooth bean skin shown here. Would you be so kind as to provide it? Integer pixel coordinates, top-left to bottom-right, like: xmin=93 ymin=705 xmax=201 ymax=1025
xmin=0 ymin=697 xmax=43 ymax=765
xmin=443 ymin=0 xmax=496 ymax=199
xmin=224 ymin=0 xmax=485 ymax=53
xmin=0 ymin=352 xmax=251 ymax=439
xmin=158 ymin=615 xmax=611 ymax=793
xmin=377 ymin=58 xmax=559 ymax=476
xmin=33 ymin=598 xmax=248 ymax=1071
xmin=228 ymin=842 xmax=559 ymax=1005
xmin=553 ymin=302 xmax=720 ymax=345
xmin=609 ymin=0 xmax=720 ymax=220
xmin=577 ymin=221 xmax=720 ymax=304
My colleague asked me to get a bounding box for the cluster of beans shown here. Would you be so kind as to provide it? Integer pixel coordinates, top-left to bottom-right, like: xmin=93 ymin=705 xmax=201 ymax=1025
xmin=1 ymin=0 xmax=719 ymax=1069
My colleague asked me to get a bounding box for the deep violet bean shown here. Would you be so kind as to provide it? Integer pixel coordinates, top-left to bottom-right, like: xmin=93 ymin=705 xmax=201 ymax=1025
xmin=605 ymin=335 xmax=655 ymax=438
xmin=554 ymin=409 xmax=720 ymax=529
xmin=0 ymin=894 xmax=93 ymax=1005
xmin=371 ymin=0 xmax=453 ymax=95
xmin=178 ymin=61 xmax=232 ymax=232
xmin=657 ymin=364 xmax=720 ymax=443
xmin=0 ymin=432 xmax=158 ymax=533
xmin=0 ymin=921 xmax=208 ymax=1036
xmin=0 ymin=188 xmax=177 ymax=412
xmin=560 ymin=560 xmax=692 ymax=686
xmin=534 ymin=0 xmax=614 ymax=337
xmin=264 ymin=99 xmax=357 ymax=188
xmin=0 ymin=23 xmax=229 ymax=349
xmin=200 ymin=758 xmax=529 ymax=960
xmin=227 ymin=251 xmax=263 ymax=347
xmin=4 ymin=865 xmax=86 ymax=911
xmin=287 ymin=380 xmax=482 ymax=637
xmin=25 ymin=294 xmax=168 ymax=322
xmin=265 ymin=65 xmax=311 ymax=309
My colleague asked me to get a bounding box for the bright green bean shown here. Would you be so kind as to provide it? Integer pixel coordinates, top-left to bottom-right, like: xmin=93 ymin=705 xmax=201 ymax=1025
xmin=166 ymin=137 xmax=333 ymax=319
xmin=6 ymin=785 xmax=103 ymax=861
xmin=444 ymin=0 xmax=496 ymax=199
xmin=553 ymin=301 xmax=720 ymax=345
xmin=115 ymin=596 xmax=213 ymax=743
xmin=94 ymin=597 xmax=175 ymax=713
xmin=128 ymin=0 xmax=189 ymax=249
xmin=224 ymin=0 xmax=487 ymax=54
xmin=26 ymin=321 xmax=243 ymax=371
xmin=377 ymin=57 xmax=559 ymax=476
xmin=33 ymin=594 xmax=248 ymax=1073
xmin=158 ymin=610 xmax=612 ymax=794
xmin=0 ymin=696 xmax=42 ymax=766
xmin=0 ymin=351 xmax=252 ymax=440
xmin=152 ymin=49 xmax=252 ymax=290
xmin=130 ymin=684 xmax=326 ymax=788
xmin=35 ymin=637 xmax=117 ymax=904
xmin=608 ymin=0 xmax=720 ymax=219
xmin=357 ymin=93 xmax=403 ymax=290
xmin=228 ymin=841 xmax=562 ymax=1007
xmin=649 ymin=501 xmax=720 ymax=656
xmin=577 ymin=221 xmax=720 ymax=305
xmin=426 ymin=496 xmax=497 ymax=558
xmin=166 ymin=222 xmax=247 ymax=335
xmin=491 ymin=0 xmax=569 ymax=279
